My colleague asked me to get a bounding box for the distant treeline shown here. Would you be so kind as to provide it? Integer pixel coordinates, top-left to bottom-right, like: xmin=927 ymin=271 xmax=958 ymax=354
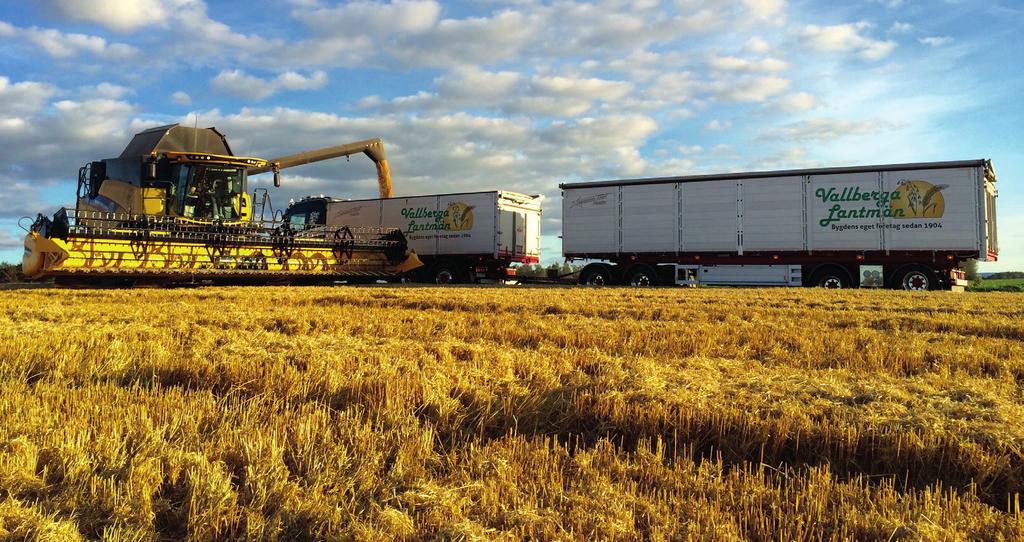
xmin=985 ymin=271 xmax=1024 ymax=280
xmin=0 ymin=263 xmax=24 ymax=283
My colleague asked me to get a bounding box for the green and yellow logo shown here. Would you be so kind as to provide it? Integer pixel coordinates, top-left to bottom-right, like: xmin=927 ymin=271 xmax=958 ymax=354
xmin=443 ymin=201 xmax=474 ymax=231
xmin=891 ymin=179 xmax=946 ymax=218
xmin=401 ymin=201 xmax=475 ymax=233
xmin=816 ymin=179 xmax=947 ymax=227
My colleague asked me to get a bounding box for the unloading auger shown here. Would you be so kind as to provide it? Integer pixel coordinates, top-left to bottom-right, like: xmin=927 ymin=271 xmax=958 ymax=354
xmin=22 ymin=124 xmax=421 ymax=285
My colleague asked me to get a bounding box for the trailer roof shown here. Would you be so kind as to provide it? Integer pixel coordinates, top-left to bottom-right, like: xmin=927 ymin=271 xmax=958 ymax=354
xmin=297 ymin=190 xmax=542 ymax=204
xmin=559 ymin=159 xmax=994 ymax=189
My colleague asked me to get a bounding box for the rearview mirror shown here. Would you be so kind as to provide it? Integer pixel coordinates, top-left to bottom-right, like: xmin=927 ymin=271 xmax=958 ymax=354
xmin=147 ymin=161 xmax=157 ymax=179
xmin=273 ymin=168 xmax=281 ymax=188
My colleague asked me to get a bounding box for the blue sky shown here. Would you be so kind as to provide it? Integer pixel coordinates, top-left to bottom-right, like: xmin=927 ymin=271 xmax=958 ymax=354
xmin=0 ymin=0 xmax=1020 ymax=269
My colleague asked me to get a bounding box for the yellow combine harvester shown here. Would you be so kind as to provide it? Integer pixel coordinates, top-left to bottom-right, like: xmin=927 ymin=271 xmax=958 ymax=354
xmin=23 ymin=124 xmax=420 ymax=285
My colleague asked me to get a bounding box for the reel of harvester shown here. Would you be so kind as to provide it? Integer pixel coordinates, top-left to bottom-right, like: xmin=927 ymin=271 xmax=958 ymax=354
xmin=23 ymin=209 xmax=421 ymax=285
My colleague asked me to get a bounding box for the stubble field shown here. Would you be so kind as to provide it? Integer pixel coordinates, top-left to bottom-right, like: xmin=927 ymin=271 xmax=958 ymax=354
xmin=0 ymin=286 xmax=1022 ymax=541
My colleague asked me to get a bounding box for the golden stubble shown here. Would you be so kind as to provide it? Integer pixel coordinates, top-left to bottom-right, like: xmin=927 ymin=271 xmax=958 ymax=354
xmin=0 ymin=286 xmax=1021 ymax=541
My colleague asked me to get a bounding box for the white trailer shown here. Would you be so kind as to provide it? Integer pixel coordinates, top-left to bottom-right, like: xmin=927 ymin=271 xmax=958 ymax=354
xmin=285 ymin=191 xmax=542 ymax=283
xmin=561 ymin=160 xmax=998 ymax=290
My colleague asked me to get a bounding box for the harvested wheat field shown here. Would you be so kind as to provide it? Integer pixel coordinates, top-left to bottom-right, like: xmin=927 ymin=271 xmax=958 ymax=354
xmin=0 ymin=286 xmax=1022 ymax=541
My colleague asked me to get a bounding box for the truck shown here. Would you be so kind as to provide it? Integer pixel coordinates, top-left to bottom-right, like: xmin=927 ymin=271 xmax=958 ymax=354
xmin=284 ymin=190 xmax=542 ymax=283
xmin=561 ymin=159 xmax=998 ymax=290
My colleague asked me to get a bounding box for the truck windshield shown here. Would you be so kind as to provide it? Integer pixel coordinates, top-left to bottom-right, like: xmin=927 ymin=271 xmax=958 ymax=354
xmin=173 ymin=164 xmax=245 ymax=220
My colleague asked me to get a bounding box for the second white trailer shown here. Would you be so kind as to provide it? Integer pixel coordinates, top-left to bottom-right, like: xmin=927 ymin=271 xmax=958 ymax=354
xmin=285 ymin=191 xmax=542 ymax=283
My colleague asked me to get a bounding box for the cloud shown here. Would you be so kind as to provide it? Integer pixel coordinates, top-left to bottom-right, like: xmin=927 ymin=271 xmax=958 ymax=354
xmin=751 ymin=146 xmax=820 ymax=169
xmin=775 ymin=92 xmax=819 ymax=112
xmin=0 ymin=77 xmax=58 ymax=117
xmin=0 ymin=22 xmax=140 ymax=60
xmin=363 ymin=68 xmax=632 ymax=118
xmin=44 ymin=0 xmax=168 ymax=32
xmin=745 ymin=36 xmax=772 ymax=54
xmin=919 ymin=36 xmax=953 ymax=47
xmin=211 ymin=70 xmax=328 ymax=101
xmin=708 ymin=55 xmax=788 ymax=72
xmin=800 ymin=22 xmax=897 ymax=61
xmin=0 ymin=79 xmax=139 ymax=183
xmin=741 ymin=0 xmax=786 ymax=22
xmin=80 ymin=83 xmax=132 ymax=100
xmin=762 ymin=117 xmax=892 ymax=142
xmin=704 ymin=119 xmax=731 ymax=132
xmin=888 ymin=21 xmax=913 ymax=34
xmin=171 ymin=91 xmax=192 ymax=105
xmin=708 ymin=75 xmax=790 ymax=102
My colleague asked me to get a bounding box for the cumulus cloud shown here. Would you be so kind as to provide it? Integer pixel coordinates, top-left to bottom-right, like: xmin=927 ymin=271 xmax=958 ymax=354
xmin=0 ymin=81 xmax=140 ymax=186
xmin=0 ymin=77 xmax=58 ymax=117
xmin=44 ymin=0 xmax=168 ymax=32
xmin=363 ymin=69 xmax=632 ymax=118
xmin=80 ymin=83 xmax=132 ymax=100
xmin=0 ymin=22 xmax=140 ymax=60
xmin=704 ymin=119 xmax=731 ymax=132
xmin=762 ymin=117 xmax=892 ymax=142
xmin=744 ymin=36 xmax=772 ymax=54
xmin=775 ymin=92 xmax=819 ymax=112
xmin=708 ymin=55 xmax=788 ymax=72
xmin=708 ymin=75 xmax=790 ymax=102
xmin=211 ymin=70 xmax=328 ymax=101
xmin=741 ymin=0 xmax=786 ymax=22
xmin=171 ymin=91 xmax=192 ymax=105
xmin=800 ymin=22 xmax=896 ymax=61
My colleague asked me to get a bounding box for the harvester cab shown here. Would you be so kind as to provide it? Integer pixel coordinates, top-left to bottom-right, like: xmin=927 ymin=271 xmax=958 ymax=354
xmin=23 ymin=125 xmax=421 ymax=284
xmin=76 ymin=124 xmax=267 ymax=223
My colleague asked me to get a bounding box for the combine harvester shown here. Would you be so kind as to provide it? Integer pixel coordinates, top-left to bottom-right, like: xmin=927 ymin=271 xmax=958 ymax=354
xmin=22 ymin=124 xmax=421 ymax=285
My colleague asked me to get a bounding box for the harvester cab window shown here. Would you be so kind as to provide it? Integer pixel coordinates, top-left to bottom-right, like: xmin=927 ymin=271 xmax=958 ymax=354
xmin=178 ymin=165 xmax=245 ymax=220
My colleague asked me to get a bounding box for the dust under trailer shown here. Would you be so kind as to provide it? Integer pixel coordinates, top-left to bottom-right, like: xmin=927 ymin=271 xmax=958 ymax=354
xmin=561 ymin=160 xmax=998 ymax=290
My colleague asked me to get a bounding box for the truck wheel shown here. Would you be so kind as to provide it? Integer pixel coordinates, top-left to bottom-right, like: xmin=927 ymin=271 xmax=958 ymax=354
xmin=428 ymin=261 xmax=465 ymax=284
xmin=811 ymin=268 xmax=849 ymax=289
xmin=579 ymin=264 xmax=615 ymax=286
xmin=896 ymin=267 xmax=936 ymax=291
xmin=624 ymin=264 xmax=658 ymax=287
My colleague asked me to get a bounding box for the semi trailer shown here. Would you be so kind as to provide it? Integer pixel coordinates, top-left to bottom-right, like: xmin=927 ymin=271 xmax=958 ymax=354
xmin=561 ymin=160 xmax=998 ymax=290
xmin=284 ymin=191 xmax=542 ymax=283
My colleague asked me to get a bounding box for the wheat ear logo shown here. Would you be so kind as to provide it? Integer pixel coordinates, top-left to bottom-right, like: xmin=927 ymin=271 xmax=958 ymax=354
xmin=443 ymin=202 xmax=475 ymax=231
xmin=891 ymin=180 xmax=947 ymax=219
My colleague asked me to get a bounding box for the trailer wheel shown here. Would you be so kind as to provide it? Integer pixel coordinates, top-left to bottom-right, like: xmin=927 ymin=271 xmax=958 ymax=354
xmin=811 ymin=267 xmax=849 ymax=289
xmin=896 ymin=266 xmax=937 ymax=291
xmin=427 ymin=261 xmax=465 ymax=284
xmin=579 ymin=264 xmax=615 ymax=286
xmin=624 ymin=264 xmax=658 ymax=287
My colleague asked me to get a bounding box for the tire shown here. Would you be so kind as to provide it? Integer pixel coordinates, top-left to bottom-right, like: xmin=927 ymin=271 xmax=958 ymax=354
xmin=578 ymin=264 xmax=616 ymax=286
xmin=895 ymin=267 xmax=937 ymax=291
xmin=427 ymin=261 xmax=465 ymax=285
xmin=811 ymin=267 xmax=849 ymax=289
xmin=624 ymin=264 xmax=658 ymax=287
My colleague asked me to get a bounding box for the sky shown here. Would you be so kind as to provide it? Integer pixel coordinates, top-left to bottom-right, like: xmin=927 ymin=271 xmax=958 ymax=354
xmin=0 ymin=0 xmax=1020 ymax=270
